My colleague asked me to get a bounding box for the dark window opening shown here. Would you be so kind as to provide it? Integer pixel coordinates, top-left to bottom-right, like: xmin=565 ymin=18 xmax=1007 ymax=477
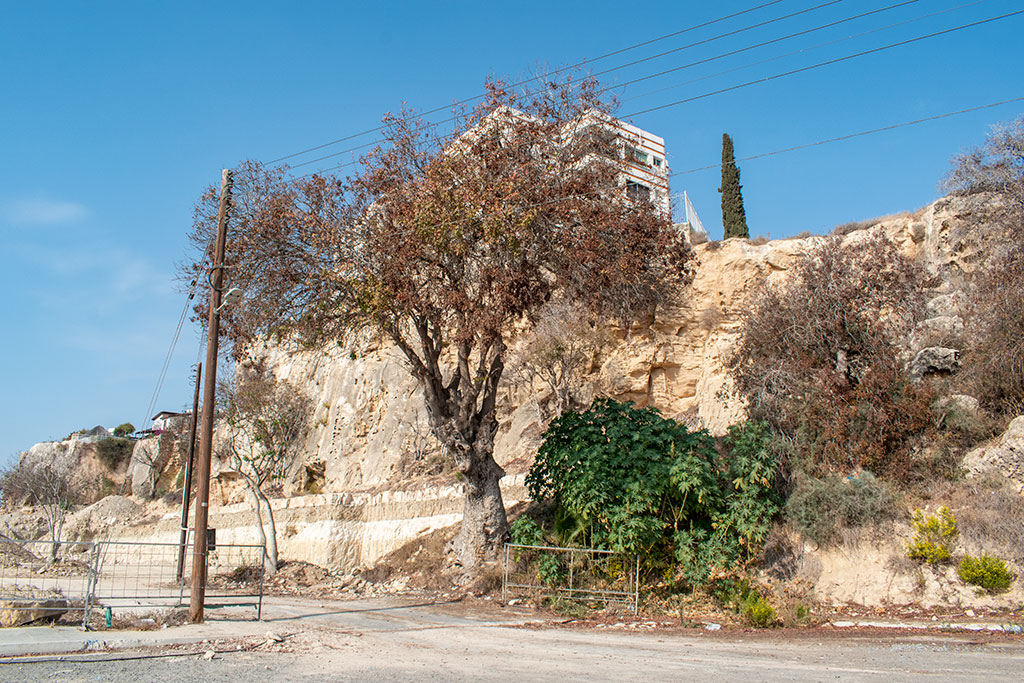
xmin=626 ymin=180 xmax=651 ymax=203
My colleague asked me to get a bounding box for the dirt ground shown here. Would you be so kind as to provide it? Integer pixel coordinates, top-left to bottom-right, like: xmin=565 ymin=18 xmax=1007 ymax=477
xmin=3 ymin=597 xmax=1023 ymax=683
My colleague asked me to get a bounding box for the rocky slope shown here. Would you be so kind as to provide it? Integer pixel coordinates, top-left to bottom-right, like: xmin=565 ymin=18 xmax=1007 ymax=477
xmin=9 ymin=193 xmax=1022 ymax=611
xmin=237 ymin=193 xmax=989 ymax=499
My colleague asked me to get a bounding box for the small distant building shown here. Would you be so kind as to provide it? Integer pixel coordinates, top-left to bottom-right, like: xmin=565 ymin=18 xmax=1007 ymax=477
xmin=151 ymin=411 xmax=188 ymax=433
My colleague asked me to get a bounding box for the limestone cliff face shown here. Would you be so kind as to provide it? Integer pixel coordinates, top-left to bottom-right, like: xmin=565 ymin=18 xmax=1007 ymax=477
xmin=237 ymin=195 xmax=982 ymax=502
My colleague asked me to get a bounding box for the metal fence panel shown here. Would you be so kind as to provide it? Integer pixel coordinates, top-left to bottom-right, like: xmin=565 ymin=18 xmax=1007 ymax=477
xmin=0 ymin=537 xmax=266 ymax=628
xmin=91 ymin=539 xmax=266 ymax=620
xmin=502 ymin=543 xmax=639 ymax=613
xmin=0 ymin=538 xmax=96 ymax=627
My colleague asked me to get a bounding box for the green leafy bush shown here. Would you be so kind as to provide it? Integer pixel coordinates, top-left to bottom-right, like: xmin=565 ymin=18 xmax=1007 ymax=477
xmin=710 ymin=577 xmax=778 ymax=627
xmin=785 ymin=472 xmax=896 ymax=546
xmin=907 ymin=506 xmax=958 ymax=564
xmin=113 ymin=423 xmax=136 ymax=438
xmin=510 ymin=516 xmax=545 ymax=547
xmin=958 ymin=554 xmax=1015 ymax=594
xmin=527 ymin=399 xmax=779 ymax=587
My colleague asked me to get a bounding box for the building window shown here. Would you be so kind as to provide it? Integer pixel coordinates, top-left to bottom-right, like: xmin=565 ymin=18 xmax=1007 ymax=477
xmin=626 ymin=180 xmax=651 ymax=203
xmin=652 ymin=157 xmax=663 ymax=168
xmin=626 ymin=145 xmax=649 ymax=165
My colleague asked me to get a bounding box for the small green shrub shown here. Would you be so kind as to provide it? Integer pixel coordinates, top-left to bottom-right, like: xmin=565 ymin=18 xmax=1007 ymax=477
xmin=786 ymin=472 xmax=896 ymax=546
xmin=711 ymin=577 xmax=778 ymax=627
xmin=543 ymin=595 xmax=590 ymax=618
xmin=743 ymin=594 xmax=778 ymax=628
xmin=537 ymin=554 xmax=566 ymax=588
xmin=958 ymin=554 xmax=1015 ymax=594
xmin=907 ymin=506 xmax=958 ymax=564
xmin=94 ymin=437 xmax=134 ymax=469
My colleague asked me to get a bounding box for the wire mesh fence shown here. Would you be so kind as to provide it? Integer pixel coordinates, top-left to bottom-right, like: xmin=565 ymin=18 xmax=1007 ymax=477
xmin=0 ymin=536 xmax=266 ymax=628
xmin=0 ymin=538 xmax=95 ymax=627
xmin=502 ymin=543 xmax=639 ymax=613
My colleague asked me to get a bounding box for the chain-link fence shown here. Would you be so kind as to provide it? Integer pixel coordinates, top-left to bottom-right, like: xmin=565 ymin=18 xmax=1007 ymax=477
xmin=502 ymin=543 xmax=639 ymax=613
xmin=0 ymin=537 xmax=266 ymax=629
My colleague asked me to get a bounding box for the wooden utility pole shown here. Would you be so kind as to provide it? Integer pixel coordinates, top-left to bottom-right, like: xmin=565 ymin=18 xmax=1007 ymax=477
xmin=175 ymin=362 xmax=202 ymax=582
xmin=190 ymin=169 xmax=233 ymax=623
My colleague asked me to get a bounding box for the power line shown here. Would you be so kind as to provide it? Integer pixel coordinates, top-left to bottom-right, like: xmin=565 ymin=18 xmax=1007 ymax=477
xmin=140 ymin=226 xmax=220 ymax=430
xmin=590 ymin=0 xmax=846 ymax=81
xmin=667 ymin=95 xmax=1024 ymax=178
xmin=265 ymin=0 xmax=789 ymax=165
xmin=294 ymin=7 xmax=1021 ymax=182
xmin=622 ymin=0 xmax=987 ymax=104
xmin=141 ymin=279 xmax=196 ymax=429
xmin=623 ymin=8 xmax=1024 ymax=118
xmin=606 ymin=0 xmax=925 ymax=96
xmin=282 ymin=0 xmax=855 ymax=173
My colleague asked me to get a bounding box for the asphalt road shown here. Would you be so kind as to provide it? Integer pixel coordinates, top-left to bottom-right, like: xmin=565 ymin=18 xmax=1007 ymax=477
xmin=1 ymin=596 xmax=1022 ymax=681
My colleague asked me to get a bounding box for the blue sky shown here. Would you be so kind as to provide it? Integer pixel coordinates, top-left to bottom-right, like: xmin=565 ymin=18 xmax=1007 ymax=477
xmin=1 ymin=0 xmax=1022 ymax=462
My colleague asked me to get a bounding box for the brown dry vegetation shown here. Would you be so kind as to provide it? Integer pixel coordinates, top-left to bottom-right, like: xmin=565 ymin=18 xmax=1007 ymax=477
xmin=730 ymin=234 xmax=931 ymax=482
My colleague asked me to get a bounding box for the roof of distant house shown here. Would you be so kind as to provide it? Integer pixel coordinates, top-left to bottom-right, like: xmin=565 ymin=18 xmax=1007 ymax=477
xmin=151 ymin=410 xmax=188 ymax=420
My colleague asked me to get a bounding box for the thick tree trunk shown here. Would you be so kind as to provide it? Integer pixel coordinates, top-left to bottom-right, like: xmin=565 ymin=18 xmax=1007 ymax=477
xmin=450 ymin=429 xmax=509 ymax=573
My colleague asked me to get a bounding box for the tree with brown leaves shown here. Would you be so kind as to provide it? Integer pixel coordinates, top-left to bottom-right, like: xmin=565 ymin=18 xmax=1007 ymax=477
xmin=185 ymin=76 xmax=694 ymax=572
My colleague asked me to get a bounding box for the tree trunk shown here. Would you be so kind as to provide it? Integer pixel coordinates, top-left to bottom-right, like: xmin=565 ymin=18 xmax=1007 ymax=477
xmin=46 ymin=511 xmax=64 ymax=564
xmin=450 ymin=429 xmax=509 ymax=573
xmin=256 ymin=489 xmax=279 ymax=575
xmin=246 ymin=485 xmax=276 ymax=576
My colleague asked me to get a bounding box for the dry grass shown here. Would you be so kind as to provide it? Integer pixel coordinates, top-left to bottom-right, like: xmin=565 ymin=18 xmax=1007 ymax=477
xmin=831 ymin=211 xmax=912 ymax=236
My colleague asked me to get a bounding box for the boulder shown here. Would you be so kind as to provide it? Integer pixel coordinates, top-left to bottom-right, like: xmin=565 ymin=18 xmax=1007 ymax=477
xmin=0 ymin=586 xmax=68 ymax=627
xmin=963 ymin=416 xmax=1024 ymax=492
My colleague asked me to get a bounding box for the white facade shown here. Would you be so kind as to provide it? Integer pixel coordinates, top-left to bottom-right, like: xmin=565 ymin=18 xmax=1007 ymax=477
xmin=456 ymin=106 xmax=679 ymax=221
xmin=569 ymin=110 xmax=671 ymax=217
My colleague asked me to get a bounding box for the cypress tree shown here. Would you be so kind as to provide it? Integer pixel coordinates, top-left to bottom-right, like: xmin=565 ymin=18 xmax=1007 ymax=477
xmin=719 ymin=133 xmax=749 ymax=239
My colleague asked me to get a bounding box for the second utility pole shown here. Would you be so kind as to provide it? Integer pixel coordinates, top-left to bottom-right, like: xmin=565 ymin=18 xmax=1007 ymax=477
xmin=189 ymin=168 xmax=233 ymax=624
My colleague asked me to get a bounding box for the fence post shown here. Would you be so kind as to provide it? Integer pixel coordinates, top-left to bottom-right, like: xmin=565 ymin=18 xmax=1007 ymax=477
xmin=568 ymin=548 xmax=574 ymax=599
xmin=256 ymin=545 xmax=267 ymax=621
xmin=82 ymin=542 xmax=100 ymax=630
xmin=633 ymin=554 xmax=640 ymax=614
xmin=502 ymin=544 xmax=509 ymax=603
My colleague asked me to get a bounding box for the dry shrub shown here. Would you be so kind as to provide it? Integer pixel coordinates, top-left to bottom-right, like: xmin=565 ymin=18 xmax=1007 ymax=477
xmin=730 ymin=235 xmax=930 ymax=481
xmin=749 ymin=235 xmax=769 ymax=245
xmin=961 ymin=256 xmax=1024 ymax=420
xmin=785 ymin=472 xmax=897 ymax=547
xmin=943 ymin=116 xmax=1024 ymax=421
